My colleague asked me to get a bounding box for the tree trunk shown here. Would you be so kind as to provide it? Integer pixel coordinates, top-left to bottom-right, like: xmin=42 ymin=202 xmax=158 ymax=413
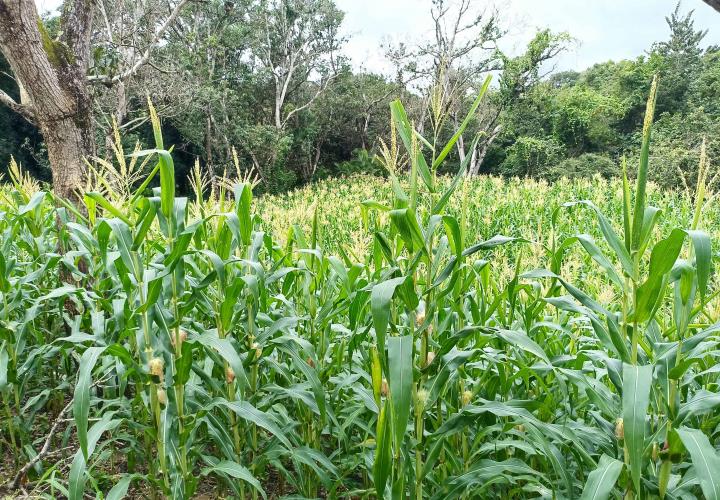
xmin=469 ymin=124 xmax=501 ymax=176
xmin=702 ymin=0 xmax=720 ymax=13
xmin=0 ymin=0 xmax=95 ymax=202
xmin=205 ymin=112 xmax=214 ymax=166
xmin=44 ymin=116 xmax=93 ymax=199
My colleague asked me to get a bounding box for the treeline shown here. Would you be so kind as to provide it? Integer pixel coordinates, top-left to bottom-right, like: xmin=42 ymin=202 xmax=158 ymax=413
xmin=0 ymin=1 xmax=717 ymax=193
xmin=490 ymin=5 xmax=720 ymax=191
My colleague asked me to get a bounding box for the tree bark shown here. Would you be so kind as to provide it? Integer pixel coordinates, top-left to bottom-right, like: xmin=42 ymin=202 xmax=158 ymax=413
xmin=0 ymin=0 xmax=95 ymax=202
xmin=702 ymin=0 xmax=720 ymax=13
xmin=470 ymin=124 xmax=501 ymax=176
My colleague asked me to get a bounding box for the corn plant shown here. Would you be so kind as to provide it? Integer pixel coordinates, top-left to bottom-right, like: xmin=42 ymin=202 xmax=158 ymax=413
xmin=0 ymin=77 xmax=719 ymax=500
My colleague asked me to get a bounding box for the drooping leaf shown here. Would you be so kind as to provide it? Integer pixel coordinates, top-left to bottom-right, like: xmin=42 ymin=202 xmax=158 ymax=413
xmin=202 ymin=460 xmax=266 ymax=499
xmin=73 ymin=346 xmax=106 ymax=460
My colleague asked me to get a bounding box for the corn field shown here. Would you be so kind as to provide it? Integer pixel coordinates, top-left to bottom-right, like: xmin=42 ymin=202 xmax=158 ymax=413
xmin=1 ymin=77 xmax=720 ymax=499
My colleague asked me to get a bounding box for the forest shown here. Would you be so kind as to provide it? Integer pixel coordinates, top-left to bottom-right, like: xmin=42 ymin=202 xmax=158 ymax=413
xmin=0 ymin=1 xmax=718 ymax=194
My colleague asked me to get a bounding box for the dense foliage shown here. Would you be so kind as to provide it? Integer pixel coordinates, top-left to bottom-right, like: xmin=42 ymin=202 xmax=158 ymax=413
xmin=0 ymin=2 xmax=717 ymax=193
xmin=1 ymin=77 xmax=719 ymax=500
xmin=494 ymin=5 xmax=720 ymax=190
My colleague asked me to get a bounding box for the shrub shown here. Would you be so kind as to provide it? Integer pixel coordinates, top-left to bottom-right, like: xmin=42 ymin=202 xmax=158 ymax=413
xmin=334 ymin=148 xmax=384 ymax=177
xmin=544 ymin=152 xmax=619 ymax=180
xmin=500 ymin=135 xmax=564 ymax=177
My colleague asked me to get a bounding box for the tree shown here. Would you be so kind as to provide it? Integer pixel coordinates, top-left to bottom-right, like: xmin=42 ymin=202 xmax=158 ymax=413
xmin=387 ymin=0 xmax=504 ymax=148
xmin=247 ymin=0 xmax=344 ymax=130
xmin=0 ymin=0 xmax=97 ymax=200
xmin=0 ymin=0 xmax=190 ymax=200
xmin=469 ymin=29 xmax=569 ymax=175
xmin=650 ymin=2 xmax=708 ymax=115
xmin=90 ymin=0 xmax=193 ymax=146
xmin=387 ymin=1 xmax=568 ymax=176
xmin=0 ymin=54 xmax=45 ymax=179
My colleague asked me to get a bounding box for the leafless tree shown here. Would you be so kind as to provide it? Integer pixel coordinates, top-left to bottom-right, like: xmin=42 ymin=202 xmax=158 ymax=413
xmin=247 ymin=0 xmax=344 ymax=130
xmin=387 ymin=0 xmax=567 ymax=175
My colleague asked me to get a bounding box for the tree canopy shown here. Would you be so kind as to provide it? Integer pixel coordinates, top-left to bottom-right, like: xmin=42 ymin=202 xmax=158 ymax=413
xmin=0 ymin=0 xmax=717 ymax=194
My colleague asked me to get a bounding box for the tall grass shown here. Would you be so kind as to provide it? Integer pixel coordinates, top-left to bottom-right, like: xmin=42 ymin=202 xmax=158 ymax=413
xmin=0 ymin=79 xmax=718 ymax=500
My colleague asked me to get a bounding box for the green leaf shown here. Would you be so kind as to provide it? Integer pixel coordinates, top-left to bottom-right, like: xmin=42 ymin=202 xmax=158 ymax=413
xmin=635 ymin=228 xmax=686 ymax=322
xmin=563 ymin=201 xmax=634 ymax=278
xmin=234 ymin=183 xmax=253 ymax=245
xmin=371 ymin=276 xmax=407 ymax=357
xmin=677 ymin=390 xmax=720 ymax=424
xmin=132 ymin=199 xmax=157 ymax=249
xmin=202 ymin=461 xmax=267 ymax=500
xmin=390 ymin=100 xmax=434 ymax=191
xmin=18 ymin=190 xmax=47 ymax=215
xmin=276 ymin=339 xmax=327 ymax=420
xmin=575 ymin=234 xmax=623 ymax=288
xmin=432 ymin=135 xmax=480 ymax=214
xmin=442 ymin=215 xmax=463 ymax=258
xmin=69 ymin=414 xmax=120 ymax=500
xmin=84 ymin=192 xmax=132 ymax=225
xmin=374 ymin=400 xmax=392 ymax=500
xmin=133 ymin=149 xmax=175 ymax=220
xmin=429 ymin=458 xmax=539 ymax=500
xmin=579 ymin=455 xmax=624 ymax=500
xmin=389 ymin=208 xmax=426 ymax=257
xmin=195 ymin=333 xmax=248 ymax=392
xmin=687 ymin=229 xmax=711 ymax=299
xmin=212 ymin=399 xmax=292 ymax=449
xmin=636 ymin=206 xmax=662 ymax=258
xmin=0 ymin=343 xmax=8 ymax=393
xmin=494 ymin=328 xmax=550 ymax=365
xmin=388 ymin=335 xmax=413 ymax=449
xmin=432 ymin=75 xmax=492 ymax=170
xmin=73 ymin=346 xmax=106 ymax=460
xmin=463 ymin=235 xmax=524 ymax=257
xmin=622 ymin=363 xmax=652 ymax=494
xmin=106 ymin=475 xmax=137 ymax=500
xmin=173 ymin=340 xmax=194 ymax=386
xmin=676 ymin=427 xmax=720 ymax=500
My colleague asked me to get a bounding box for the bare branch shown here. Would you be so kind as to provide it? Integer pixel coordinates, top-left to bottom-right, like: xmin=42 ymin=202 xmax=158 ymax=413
xmin=98 ymin=0 xmax=192 ymax=84
xmin=0 ymin=87 xmax=35 ymax=124
xmin=8 ymin=373 xmax=113 ymax=491
xmin=282 ymin=74 xmax=336 ymax=127
xmin=9 ymin=399 xmax=73 ymax=489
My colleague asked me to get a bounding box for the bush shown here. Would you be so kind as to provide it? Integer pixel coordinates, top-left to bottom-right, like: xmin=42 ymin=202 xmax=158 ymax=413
xmin=500 ymin=136 xmax=564 ymax=177
xmin=643 ymin=108 xmax=720 ymax=191
xmin=334 ymin=149 xmax=384 ymax=177
xmin=544 ymin=153 xmax=619 ymax=181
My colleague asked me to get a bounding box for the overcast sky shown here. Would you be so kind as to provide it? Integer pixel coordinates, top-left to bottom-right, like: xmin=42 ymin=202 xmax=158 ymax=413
xmin=335 ymin=0 xmax=720 ymax=74
xmin=35 ymin=0 xmax=720 ymax=75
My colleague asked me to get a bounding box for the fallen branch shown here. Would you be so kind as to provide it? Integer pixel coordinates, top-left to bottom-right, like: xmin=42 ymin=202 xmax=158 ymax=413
xmin=8 ymin=374 xmax=112 ymax=490
xmin=9 ymin=399 xmax=73 ymax=490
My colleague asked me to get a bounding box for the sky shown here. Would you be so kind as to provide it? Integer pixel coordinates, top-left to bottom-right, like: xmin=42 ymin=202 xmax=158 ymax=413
xmin=334 ymin=0 xmax=720 ymax=74
xmin=35 ymin=0 xmax=720 ymax=75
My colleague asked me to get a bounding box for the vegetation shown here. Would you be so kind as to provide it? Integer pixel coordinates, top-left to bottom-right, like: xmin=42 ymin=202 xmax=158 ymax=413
xmin=1 ymin=1 xmax=719 ymax=498
xmin=1 ymin=1 xmax=718 ymax=194
xmin=0 ymin=67 xmax=718 ymax=500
